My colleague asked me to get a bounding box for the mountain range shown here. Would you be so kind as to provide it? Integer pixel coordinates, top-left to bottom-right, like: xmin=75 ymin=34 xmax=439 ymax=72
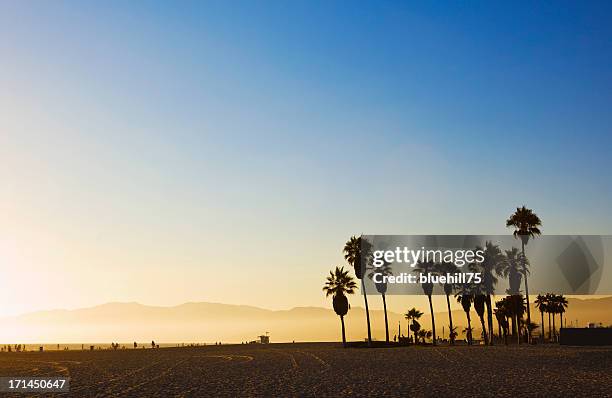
xmin=2 ymin=297 xmax=611 ymax=344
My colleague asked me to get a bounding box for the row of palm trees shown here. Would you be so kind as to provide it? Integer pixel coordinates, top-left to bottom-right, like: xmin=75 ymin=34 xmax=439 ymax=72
xmin=535 ymin=293 xmax=569 ymax=342
xmin=323 ymin=206 xmax=559 ymax=347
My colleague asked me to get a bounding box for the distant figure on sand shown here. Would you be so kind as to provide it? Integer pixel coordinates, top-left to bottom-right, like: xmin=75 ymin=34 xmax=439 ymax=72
xmin=151 ymin=340 xmax=155 ymax=349
xmin=134 ymin=342 xmax=137 ymax=349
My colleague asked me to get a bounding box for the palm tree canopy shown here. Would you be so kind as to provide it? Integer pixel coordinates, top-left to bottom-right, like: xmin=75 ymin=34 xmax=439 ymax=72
xmin=534 ymin=294 xmax=548 ymax=313
xmin=436 ymin=261 xmax=458 ymax=296
xmin=343 ymin=236 xmax=361 ymax=276
xmin=413 ymin=260 xmax=436 ymax=296
xmin=332 ymin=293 xmax=349 ymax=317
xmin=405 ymin=307 xmax=424 ymax=320
xmin=506 ymin=206 xmax=542 ymax=240
xmin=471 ymin=242 xmax=504 ymax=294
xmin=368 ymin=261 xmax=393 ymax=295
xmin=499 ymin=247 xmax=529 ymax=294
xmin=343 ymin=235 xmax=372 ymax=279
xmin=547 ymin=293 xmax=569 ymax=314
xmin=557 ymin=294 xmax=568 ymax=313
xmin=474 ymin=294 xmax=486 ymax=317
xmin=455 ymin=288 xmax=474 ymax=313
xmin=323 ymin=266 xmax=357 ymax=297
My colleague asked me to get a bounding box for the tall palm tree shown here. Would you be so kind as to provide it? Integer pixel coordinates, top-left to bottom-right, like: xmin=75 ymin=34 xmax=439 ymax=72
xmin=506 ymin=206 xmax=542 ymax=341
xmin=344 ymin=236 xmax=372 ymax=346
xmin=499 ymin=247 xmax=529 ymax=344
xmin=534 ymin=294 xmax=547 ymax=342
xmin=455 ymin=286 xmax=474 ymax=345
xmin=413 ymin=260 xmax=438 ymax=345
xmin=499 ymin=247 xmax=528 ymax=296
xmin=545 ymin=293 xmax=554 ymax=341
xmin=557 ymin=294 xmax=568 ymax=330
xmin=473 ymin=294 xmax=488 ymax=344
xmin=547 ymin=294 xmax=566 ymax=342
xmin=437 ymin=261 xmax=458 ymax=345
xmin=508 ymin=294 xmax=526 ymax=344
xmin=368 ymin=261 xmax=393 ymax=343
xmin=405 ymin=307 xmax=423 ymax=345
xmin=494 ymin=303 xmax=510 ymax=345
xmin=474 ymin=242 xmax=504 ymax=344
xmin=323 ymin=266 xmax=357 ymax=347
xmin=551 ymin=299 xmax=558 ymax=341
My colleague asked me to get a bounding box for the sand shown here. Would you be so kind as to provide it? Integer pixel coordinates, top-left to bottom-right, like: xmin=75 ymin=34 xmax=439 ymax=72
xmin=0 ymin=343 xmax=610 ymax=397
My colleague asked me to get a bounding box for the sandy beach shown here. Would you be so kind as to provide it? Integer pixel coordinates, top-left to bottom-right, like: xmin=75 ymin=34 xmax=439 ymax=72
xmin=0 ymin=343 xmax=610 ymax=397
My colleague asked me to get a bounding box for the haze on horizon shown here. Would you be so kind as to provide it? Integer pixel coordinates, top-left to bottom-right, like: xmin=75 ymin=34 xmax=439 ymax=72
xmin=1 ymin=1 xmax=612 ymax=319
xmin=1 ymin=296 xmax=611 ymax=344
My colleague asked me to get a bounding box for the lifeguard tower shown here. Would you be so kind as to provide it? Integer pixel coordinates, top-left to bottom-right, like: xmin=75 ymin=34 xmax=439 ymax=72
xmin=258 ymin=332 xmax=270 ymax=344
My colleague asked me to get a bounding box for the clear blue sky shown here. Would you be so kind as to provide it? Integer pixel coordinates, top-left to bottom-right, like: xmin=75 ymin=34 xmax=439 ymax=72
xmin=1 ymin=1 xmax=611 ymax=315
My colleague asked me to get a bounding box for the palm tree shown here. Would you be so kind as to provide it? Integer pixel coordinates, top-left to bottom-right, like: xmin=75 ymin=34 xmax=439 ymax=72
xmin=437 ymin=261 xmax=458 ymax=345
xmin=474 ymin=242 xmax=504 ymax=344
xmin=494 ymin=304 xmax=510 ymax=345
xmin=552 ymin=299 xmax=558 ymax=342
xmin=534 ymin=294 xmax=547 ymax=342
xmin=368 ymin=261 xmax=393 ymax=343
xmin=323 ymin=266 xmax=357 ymax=347
xmin=508 ymin=294 xmax=526 ymax=344
xmin=557 ymin=294 xmax=568 ymax=330
xmin=344 ymin=236 xmax=372 ymax=346
xmin=499 ymin=247 xmax=529 ymax=345
xmin=547 ymin=294 xmax=567 ymax=342
xmin=405 ymin=307 xmax=423 ymax=345
xmin=545 ymin=293 xmax=554 ymax=341
xmin=499 ymin=247 xmax=528 ymax=296
xmin=413 ymin=260 xmax=438 ymax=345
xmin=455 ymin=286 xmax=474 ymax=345
xmin=473 ymin=294 xmax=488 ymax=344
xmin=506 ymin=206 xmax=542 ymax=341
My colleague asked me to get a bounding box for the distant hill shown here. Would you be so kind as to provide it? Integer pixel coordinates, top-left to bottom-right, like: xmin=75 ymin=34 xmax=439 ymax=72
xmin=1 ymin=297 xmax=611 ymax=344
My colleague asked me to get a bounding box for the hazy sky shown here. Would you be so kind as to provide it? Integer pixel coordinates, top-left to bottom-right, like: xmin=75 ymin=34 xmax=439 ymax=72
xmin=1 ymin=1 xmax=612 ymax=317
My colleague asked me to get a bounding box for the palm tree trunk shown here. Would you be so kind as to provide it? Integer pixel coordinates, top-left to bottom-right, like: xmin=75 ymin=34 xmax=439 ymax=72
xmin=382 ymin=294 xmax=389 ymax=343
xmin=428 ymin=295 xmax=436 ymax=346
xmin=560 ymin=312 xmax=564 ymax=331
xmin=552 ymin=313 xmax=556 ymax=343
xmin=446 ymin=294 xmax=454 ymax=345
xmin=548 ymin=312 xmax=552 ymax=341
xmin=485 ymin=295 xmax=494 ymax=345
xmin=407 ymin=321 xmax=410 ymax=343
xmin=361 ymin=278 xmax=372 ymax=346
xmin=340 ymin=315 xmax=346 ymax=348
xmin=479 ymin=315 xmax=488 ymax=345
xmin=540 ymin=311 xmax=545 ymax=343
xmin=515 ymin=314 xmax=520 ymax=345
xmin=503 ymin=318 xmax=508 ymax=345
xmin=466 ymin=312 xmax=472 ymax=345
xmin=522 ymin=240 xmax=532 ymax=342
